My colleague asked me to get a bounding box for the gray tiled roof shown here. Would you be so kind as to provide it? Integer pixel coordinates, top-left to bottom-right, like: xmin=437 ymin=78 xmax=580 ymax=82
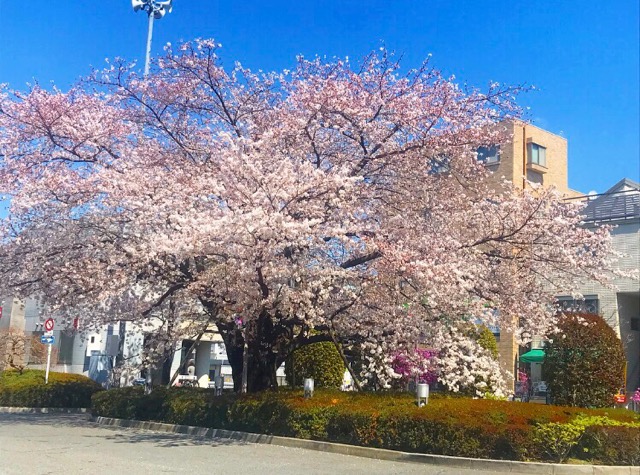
xmin=581 ymin=179 xmax=640 ymax=222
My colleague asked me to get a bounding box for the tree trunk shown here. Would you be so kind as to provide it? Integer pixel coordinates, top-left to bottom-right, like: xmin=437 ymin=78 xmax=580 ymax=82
xmin=218 ymin=312 xmax=281 ymax=393
xmin=219 ymin=327 xmax=245 ymax=392
xmin=159 ymin=345 xmax=175 ymax=385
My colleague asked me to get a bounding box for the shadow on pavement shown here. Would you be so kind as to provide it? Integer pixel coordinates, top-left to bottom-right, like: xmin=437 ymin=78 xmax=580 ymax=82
xmin=0 ymin=412 xmax=249 ymax=449
xmin=96 ymin=430 xmax=247 ymax=448
xmin=0 ymin=412 xmax=90 ymax=428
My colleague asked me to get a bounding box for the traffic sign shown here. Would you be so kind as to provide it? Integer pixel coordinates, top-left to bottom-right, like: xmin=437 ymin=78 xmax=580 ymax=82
xmin=44 ymin=318 xmax=54 ymax=332
xmin=40 ymin=335 xmax=55 ymax=345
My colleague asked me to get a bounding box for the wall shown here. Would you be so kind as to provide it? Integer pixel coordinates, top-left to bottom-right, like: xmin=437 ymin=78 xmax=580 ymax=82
xmin=572 ymin=219 xmax=640 ymax=393
xmin=618 ymin=293 xmax=640 ymax=393
xmin=485 ymin=121 xmax=575 ymax=390
xmin=484 ymin=121 xmax=573 ymax=194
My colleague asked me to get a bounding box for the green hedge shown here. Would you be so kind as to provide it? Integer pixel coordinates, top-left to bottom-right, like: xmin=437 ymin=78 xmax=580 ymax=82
xmin=92 ymin=388 xmax=640 ymax=465
xmin=0 ymin=370 xmax=102 ymax=408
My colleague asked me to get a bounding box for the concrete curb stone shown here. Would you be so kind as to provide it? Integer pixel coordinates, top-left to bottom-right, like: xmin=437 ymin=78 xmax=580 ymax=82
xmin=92 ymin=416 xmax=640 ymax=475
xmin=0 ymin=406 xmax=88 ymax=414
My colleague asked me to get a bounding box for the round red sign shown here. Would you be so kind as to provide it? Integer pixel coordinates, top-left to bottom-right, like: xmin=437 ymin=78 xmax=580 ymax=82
xmin=44 ymin=318 xmax=54 ymax=332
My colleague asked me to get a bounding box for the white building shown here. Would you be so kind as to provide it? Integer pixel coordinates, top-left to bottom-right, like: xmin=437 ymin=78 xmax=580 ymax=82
xmin=560 ymin=178 xmax=640 ymax=394
xmin=0 ymin=298 xmax=219 ymax=388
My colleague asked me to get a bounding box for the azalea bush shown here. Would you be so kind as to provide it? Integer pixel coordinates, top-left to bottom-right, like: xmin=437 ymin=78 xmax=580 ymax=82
xmin=436 ymin=323 xmax=506 ymax=397
xmin=390 ymin=324 xmax=503 ymax=397
xmin=92 ymin=387 xmax=640 ymax=464
xmin=391 ymin=348 xmax=438 ymax=387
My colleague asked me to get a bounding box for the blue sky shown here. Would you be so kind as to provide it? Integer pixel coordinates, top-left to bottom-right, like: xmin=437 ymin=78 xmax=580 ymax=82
xmin=0 ymin=0 xmax=638 ymax=193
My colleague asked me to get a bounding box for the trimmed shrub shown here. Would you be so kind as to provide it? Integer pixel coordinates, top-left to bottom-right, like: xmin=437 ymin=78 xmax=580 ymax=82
xmin=475 ymin=325 xmax=499 ymax=360
xmin=543 ymin=313 xmax=626 ymax=408
xmin=92 ymin=387 xmax=640 ymax=465
xmin=579 ymin=425 xmax=640 ymax=465
xmin=91 ymin=386 xmax=146 ymax=419
xmin=531 ymin=421 xmax=585 ymax=462
xmin=0 ymin=369 xmax=102 ymax=407
xmin=285 ymin=341 xmax=345 ymax=388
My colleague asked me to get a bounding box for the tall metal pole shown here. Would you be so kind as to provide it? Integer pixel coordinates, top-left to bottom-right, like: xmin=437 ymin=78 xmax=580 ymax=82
xmin=45 ymin=343 xmax=52 ymax=385
xmin=132 ymin=1 xmax=172 ymax=77
xmin=144 ymin=11 xmax=154 ymax=77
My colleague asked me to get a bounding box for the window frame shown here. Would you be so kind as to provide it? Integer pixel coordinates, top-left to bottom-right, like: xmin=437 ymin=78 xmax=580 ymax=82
xmin=476 ymin=145 xmax=500 ymax=164
xmin=528 ymin=142 xmax=547 ymax=167
xmin=556 ymin=295 xmax=600 ymax=315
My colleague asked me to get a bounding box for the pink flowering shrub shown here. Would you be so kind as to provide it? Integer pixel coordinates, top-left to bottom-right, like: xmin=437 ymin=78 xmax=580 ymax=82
xmin=517 ymin=370 xmax=529 ymax=385
xmin=391 ymin=349 xmax=438 ymax=386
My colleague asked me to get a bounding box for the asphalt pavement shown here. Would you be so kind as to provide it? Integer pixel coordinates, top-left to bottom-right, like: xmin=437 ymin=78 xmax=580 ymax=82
xmin=0 ymin=413 xmax=508 ymax=474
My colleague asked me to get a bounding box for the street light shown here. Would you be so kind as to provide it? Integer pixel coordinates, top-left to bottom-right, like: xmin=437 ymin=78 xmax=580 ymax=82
xmin=131 ymin=0 xmax=173 ymax=77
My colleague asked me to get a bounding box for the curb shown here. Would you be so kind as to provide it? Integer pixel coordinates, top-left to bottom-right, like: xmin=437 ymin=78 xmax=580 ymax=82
xmin=92 ymin=416 xmax=639 ymax=475
xmin=0 ymin=407 xmax=88 ymax=414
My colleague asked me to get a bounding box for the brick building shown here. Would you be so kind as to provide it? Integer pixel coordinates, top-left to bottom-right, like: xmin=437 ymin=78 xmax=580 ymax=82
xmin=483 ymin=121 xmax=639 ymax=396
xmin=481 ymin=121 xmax=582 ymax=390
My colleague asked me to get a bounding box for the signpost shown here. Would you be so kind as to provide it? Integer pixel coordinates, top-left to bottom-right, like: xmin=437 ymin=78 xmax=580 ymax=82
xmin=43 ymin=319 xmax=54 ymax=384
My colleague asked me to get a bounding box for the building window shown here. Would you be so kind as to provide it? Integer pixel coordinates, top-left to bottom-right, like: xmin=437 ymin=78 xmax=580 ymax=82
xmin=428 ymin=155 xmax=451 ymax=174
xmin=477 ymin=145 xmax=500 ymax=164
xmin=556 ymin=296 xmax=599 ymax=314
xmin=631 ymin=318 xmax=640 ymax=332
xmin=528 ymin=143 xmax=546 ymax=167
xmin=58 ymin=332 xmax=75 ymax=365
xmin=526 ymin=170 xmax=544 ymax=185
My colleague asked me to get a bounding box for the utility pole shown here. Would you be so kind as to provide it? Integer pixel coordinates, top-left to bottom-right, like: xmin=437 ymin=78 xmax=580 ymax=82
xmin=131 ymin=0 xmax=173 ymax=77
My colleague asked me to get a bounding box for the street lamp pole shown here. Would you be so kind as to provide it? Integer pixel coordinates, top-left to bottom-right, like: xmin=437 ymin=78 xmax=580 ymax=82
xmin=131 ymin=0 xmax=173 ymax=77
xmin=144 ymin=9 xmax=155 ymax=77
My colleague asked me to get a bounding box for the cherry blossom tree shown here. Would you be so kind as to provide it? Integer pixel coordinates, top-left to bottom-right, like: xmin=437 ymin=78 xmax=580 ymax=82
xmin=0 ymin=329 xmax=29 ymax=373
xmin=0 ymin=40 xmax=614 ymax=392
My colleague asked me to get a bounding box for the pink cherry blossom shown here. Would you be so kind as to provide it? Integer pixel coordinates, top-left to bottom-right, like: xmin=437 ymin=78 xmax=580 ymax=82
xmin=0 ymin=41 xmax=615 ymax=392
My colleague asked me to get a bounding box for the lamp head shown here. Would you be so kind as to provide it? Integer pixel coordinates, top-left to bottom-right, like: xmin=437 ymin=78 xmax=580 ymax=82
xmin=157 ymin=0 xmax=173 ymax=12
xmin=131 ymin=0 xmax=146 ymax=12
xmin=155 ymin=0 xmax=172 ymax=18
xmin=132 ymin=0 xmax=173 ymax=18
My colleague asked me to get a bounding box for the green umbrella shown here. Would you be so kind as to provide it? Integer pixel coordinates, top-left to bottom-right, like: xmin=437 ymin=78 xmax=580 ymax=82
xmin=520 ymin=349 xmax=545 ymax=363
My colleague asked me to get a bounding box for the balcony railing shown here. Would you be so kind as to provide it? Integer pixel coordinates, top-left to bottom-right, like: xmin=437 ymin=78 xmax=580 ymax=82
xmin=565 ymin=189 xmax=640 ymax=223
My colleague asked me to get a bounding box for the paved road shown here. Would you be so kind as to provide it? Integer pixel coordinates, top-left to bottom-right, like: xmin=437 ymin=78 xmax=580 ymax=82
xmin=0 ymin=413 xmax=506 ymax=474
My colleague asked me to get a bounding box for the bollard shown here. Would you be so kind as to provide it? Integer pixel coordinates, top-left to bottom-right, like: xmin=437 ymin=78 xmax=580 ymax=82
xmin=215 ymin=376 xmax=224 ymax=396
xmin=304 ymin=378 xmax=315 ymax=398
xmin=416 ymin=383 xmax=429 ymax=407
xmin=145 ymin=372 xmax=153 ymax=395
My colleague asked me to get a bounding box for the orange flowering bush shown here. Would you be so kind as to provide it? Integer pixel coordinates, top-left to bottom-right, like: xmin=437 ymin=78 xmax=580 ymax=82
xmin=92 ymin=387 xmax=640 ymax=464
